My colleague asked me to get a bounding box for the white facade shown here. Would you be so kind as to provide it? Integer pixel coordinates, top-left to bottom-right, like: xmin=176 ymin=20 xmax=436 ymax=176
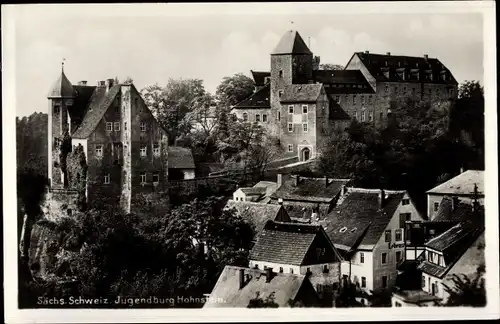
xmin=249 ymin=259 xmax=338 ymax=277
xmin=233 ymin=188 xmax=261 ymax=202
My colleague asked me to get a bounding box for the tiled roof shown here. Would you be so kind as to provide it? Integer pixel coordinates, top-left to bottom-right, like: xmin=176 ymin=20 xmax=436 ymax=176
xmin=167 ymin=146 xmax=195 ymax=169
xmin=434 ymin=196 xmax=482 ymax=223
xmin=426 ymin=170 xmax=484 ymax=196
xmin=280 ymin=84 xmax=323 ymax=103
xmin=313 ymin=69 xmax=368 ymax=85
xmin=249 ymin=221 xmax=322 ymax=265
xmin=328 ymin=98 xmax=351 ymax=120
xmin=72 ymin=85 xmax=121 ymax=139
xmin=351 ymin=52 xmax=458 ymax=85
xmin=426 ymin=221 xmax=482 ymax=252
xmin=251 ymin=71 xmax=270 ymax=86
xmin=233 ymin=84 xmax=270 ymax=109
xmin=271 ymin=30 xmax=312 ymax=55
xmin=317 ymin=189 xmax=405 ymax=251
xmin=48 ymin=71 xmax=74 ymax=98
xmin=224 ymin=201 xmax=291 ymax=234
xmin=69 ymin=85 xmax=97 ymax=131
xmin=204 ymin=265 xmax=313 ymax=308
xmin=271 ymin=175 xmax=350 ymax=203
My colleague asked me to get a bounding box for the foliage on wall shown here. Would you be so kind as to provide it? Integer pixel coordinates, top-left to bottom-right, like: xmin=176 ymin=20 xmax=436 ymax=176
xmin=66 ymin=144 xmax=88 ymax=211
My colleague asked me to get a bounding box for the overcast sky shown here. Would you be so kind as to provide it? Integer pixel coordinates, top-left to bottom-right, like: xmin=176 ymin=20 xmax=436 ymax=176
xmin=9 ymin=3 xmax=485 ymax=117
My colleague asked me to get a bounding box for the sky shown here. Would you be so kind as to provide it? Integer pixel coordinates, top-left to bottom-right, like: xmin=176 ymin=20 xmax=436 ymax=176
xmin=8 ymin=3 xmax=485 ymax=117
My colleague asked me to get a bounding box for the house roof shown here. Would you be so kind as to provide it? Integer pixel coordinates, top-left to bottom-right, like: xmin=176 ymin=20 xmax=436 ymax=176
xmin=271 ymin=175 xmax=350 ymax=203
xmin=249 ymin=220 xmax=323 ymax=265
xmin=418 ymin=222 xmax=484 ymax=278
xmin=317 ymin=189 xmax=405 ymax=251
xmin=350 ymin=52 xmax=458 ymax=85
xmin=280 ymin=84 xmax=323 ymax=103
xmin=233 ymin=83 xmax=270 ymax=109
xmin=69 ymin=85 xmax=97 ymax=129
xmin=224 ymin=201 xmax=290 ymax=234
xmin=328 ymin=98 xmax=351 ymax=120
xmin=434 ymin=196 xmax=484 ymax=223
xmin=253 ymin=181 xmax=279 ymax=197
xmin=271 ymin=30 xmax=312 ymax=55
xmin=251 ymin=71 xmax=270 ymax=86
xmin=167 ymin=146 xmax=195 ymax=169
xmin=393 ymin=290 xmax=441 ymax=304
xmin=204 ymin=265 xmax=310 ymax=308
xmin=72 ymin=85 xmax=121 ymax=139
xmin=48 ymin=70 xmax=75 ymax=98
xmin=313 ymin=69 xmax=368 ymax=85
xmin=426 ymin=170 xmax=484 ymax=196
xmin=238 ymin=187 xmax=267 ymax=196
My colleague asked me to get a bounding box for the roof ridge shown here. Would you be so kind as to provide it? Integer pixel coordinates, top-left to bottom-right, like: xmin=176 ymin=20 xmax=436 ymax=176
xmin=348 ymin=187 xmax=406 ymax=194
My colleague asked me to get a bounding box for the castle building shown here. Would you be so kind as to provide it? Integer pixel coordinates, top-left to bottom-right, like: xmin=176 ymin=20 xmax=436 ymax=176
xmin=232 ymin=30 xmax=458 ymax=162
xmin=47 ymin=67 xmax=168 ymax=213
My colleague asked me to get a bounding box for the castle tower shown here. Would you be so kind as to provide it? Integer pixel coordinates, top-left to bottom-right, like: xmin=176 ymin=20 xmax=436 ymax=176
xmin=270 ymin=30 xmax=314 ymax=135
xmin=47 ymin=63 xmax=75 ymax=188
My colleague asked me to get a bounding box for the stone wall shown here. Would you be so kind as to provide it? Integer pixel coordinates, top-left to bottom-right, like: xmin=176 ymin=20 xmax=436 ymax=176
xmin=44 ymin=189 xmax=80 ymax=221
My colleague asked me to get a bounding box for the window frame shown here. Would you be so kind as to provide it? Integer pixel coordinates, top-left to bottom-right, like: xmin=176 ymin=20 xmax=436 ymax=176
xmin=140 ymin=122 xmax=146 ymax=132
xmin=95 ymin=145 xmax=103 ymax=157
xmin=335 ymin=96 xmax=340 ymax=103
xmin=114 ymin=122 xmax=120 ymax=131
xmin=395 ymin=229 xmax=403 ymax=241
xmin=140 ymin=172 xmax=147 ymax=184
xmin=140 ymin=146 xmax=147 ymax=157
xmin=433 ymin=202 xmax=439 ymax=212
xmin=302 ymin=123 xmax=308 ymax=132
xmin=385 ymin=230 xmax=391 ymax=242
xmin=152 ymin=172 xmax=160 ymax=184
xmin=106 ymin=122 xmax=113 ymax=132
xmin=288 ymin=123 xmax=293 ymax=132
xmin=104 ymin=173 xmax=110 ymax=184
xmin=361 ymin=276 xmax=366 ymax=288
xmin=242 ymin=113 xmax=248 ymax=122
xmin=53 ymin=105 xmax=60 ymax=114
xmin=381 ymin=252 xmax=388 ymax=264
xmin=153 ymin=143 xmax=160 ymax=156
xmin=255 ymin=114 xmax=260 ymax=122
xmin=402 ymin=198 xmax=410 ymax=205
xmin=262 ymin=114 xmax=267 ymax=122
xmin=360 ymin=252 xmax=365 ymax=264
xmin=288 ymin=105 xmax=294 ymax=114
xmin=302 ymin=105 xmax=308 ymax=114
xmin=396 ymin=251 xmax=402 ymax=263
xmin=288 ymin=144 xmax=293 ymax=152
xmin=369 ymin=111 xmax=374 ymax=122
xmin=353 ymin=95 xmax=357 ymax=105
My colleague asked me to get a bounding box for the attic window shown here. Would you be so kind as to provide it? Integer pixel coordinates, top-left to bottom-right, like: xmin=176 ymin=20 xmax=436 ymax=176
xmin=350 ymin=227 xmax=357 ymax=233
xmin=339 ymin=227 xmax=347 ymax=233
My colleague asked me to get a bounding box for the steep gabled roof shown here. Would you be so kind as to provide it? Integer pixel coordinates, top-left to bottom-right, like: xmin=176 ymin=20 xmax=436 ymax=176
xmin=271 ymin=30 xmax=312 ymax=55
xmin=271 ymin=175 xmax=349 ymax=203
xmin=69 ymin=85 xmax=97 ymax=131
xmin=350 ymin=52 xmax=458 ymax=85
xmin=251 ymin=71 xmax=270 ymax=86
xmin=317 ymin=189 xmax=406 ymax=251
xmin=72 ymin=85 xmax=121 ymax=139
xmin=280 ymin=84 xmax=324 ymax=103
xmin=233 ymin=83 xmax=270 ymax=109
xmin=313 ymin=69 xmax=368 ymax=85
xmin=426 ymin=170 xmax=484 ymax=196
xmin=204 ymin=265 xmax=315 ymax=308
xmin=48 ymin=71 xmax=74 ymax=98
xmin=249 ymin=221 xmax=324 ymax=265
xmin=167 ymin=146 xmax=195 ymax=169
xmin=328 ymin=97 xmax=351 ymax=120
xmin=224 ymin=201 xmax=291 ymax=234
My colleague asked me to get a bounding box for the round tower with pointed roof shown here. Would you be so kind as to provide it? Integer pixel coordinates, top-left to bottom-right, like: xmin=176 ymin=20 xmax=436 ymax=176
xmin=47 ymin=62 xmax=75 ymax=188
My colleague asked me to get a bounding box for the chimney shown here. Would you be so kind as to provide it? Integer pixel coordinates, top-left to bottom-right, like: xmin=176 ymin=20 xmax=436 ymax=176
xmin=424 ymin=54 xmax=429 ymax=60
xmin=265 ymin=268 xmax=273 ymax=283
xmin=78 ymin=80 xmax=87 ymax=86
xmin=277 ymin=173 xmax=283 ymax=188
xmin=278 ymin=198 xmax=283 ymax=205
xmin=451 ymin=197 xmax=459 ymax=211
xmin=460 ymin=167 xmax=464 ymax=174
xmin=378 ymin=189 xmax=385 ymax=209
xmin=365 ymin=50 xmax=369 ymax=54
xmin=239 ymin=268 xmax=245 ymax=289
xmin=97 ymin=80 xmax=106 ymax=87
xmin=386 ymin=52 xmax=391 ymax=56
xmin=105 ymin=78 xmax=114 ymax=92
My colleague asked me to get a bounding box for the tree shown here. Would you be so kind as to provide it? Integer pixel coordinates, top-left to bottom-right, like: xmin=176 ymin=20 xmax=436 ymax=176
xmin=215 ymin=73 xmax=255 ymax=108
xmin=141 ymin=79 xmax=207 ymax=144
xmin=123 ymin=76 xmax=133 ymax=84
xmin=442 ymin=266 xmax=486 ymax=307
xmin=319 ymin=64 xmax=344 ymax=70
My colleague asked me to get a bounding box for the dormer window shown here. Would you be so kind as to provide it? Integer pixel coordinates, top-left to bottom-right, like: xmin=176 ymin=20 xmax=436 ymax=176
xmin=339 ymin=227 xmax=347 ymax=233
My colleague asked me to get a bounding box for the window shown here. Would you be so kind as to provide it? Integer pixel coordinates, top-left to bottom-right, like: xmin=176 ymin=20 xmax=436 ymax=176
xmin=153 ymin=172 xmax=159 ymax=184
xmin=385 ymin=230 xmax=391 ymax=242
xmin=385 ymin=85 xmax=389 ymax=93
xmin=323 ymin=265 xmax=328 ymax=273
xmin=433 ymin=202 xmax=439 ymax=212
xmin=360 ymin=252 xmax=365 ymax=264
xmin=437 ymin=254 xmax=443 ymax=266
xmin=361 ymin=277 xmax=366 ymax=288
xmin=106 ymin=122 xmax=113 ymax=132
xmin=422 ymin=275 xmax=426 ymax=288
xmin=353 ymin=95 xmax=357 ymax=105
xmin=114 ymin=122 xmax=120 ymax=131
xmin=369 ymin=111 xmax=374 ymax=122
xmin=95 ymin=145 xmax=103 ymax=157
xmin=345 ymin=95 xmax=349 ymax=103
xmin=361 ymin=111 xmax=366 ymax=122
xmin=288 ymin=105 xmax=294 ymax=114
xmin=396 ymin=251 xmax=402 ymax=263
xmin=368 ymin=95 xmax=373 ymax=104
xmin=255 ymin=114 xmax=260 ymax=122
xmin=254 ymin=264 xmax=259 ymax=269
xmin=279 ymin=267 xmax=283 ymax=273
xmin=290 ymin=268 xmax=294 ymax=274
xmin=242 ymin=113 xmax=248 ymax=122
xmin=428 ymin=252 xmax=434 ymax=263
xmin=104 ymin=173 xmax=110 ymax=184
xmin=354 ymin=111 xmax=359 ymax=120
xmin=140 ymin=122 xmax=146 ymax=132
xmin=307 ymin=267 xmax=311 ymax=274
xmin=53 ymin=105 xmax=60 ymax=114
xmin=335 ymin=96 xmax=340 ymax=103
xmin=302 ymin=105 xmax=308 ymax=114
xmin=124 ymin=122 xmax=127 ymax=130
xmin=395 ymin=302 xmax=401 ymax=307
xmin=399 ymin=213 xmax=411 ymax=228
xmin=115 ymin=105 xmax=120 ymax=113
xmin=279 ymin=70 xmax=283 ymax=78
xmin=382 ymin=276 xmax=388 ymax=288
xmin=381 ymin=252 xmax=387 ymax=264
xmin=277 ymin=111 xmax=280 ymax=121
xmin=288 ymin=123 xmax=293 ymax=132
xmin=302 ymin=123 xmax=308 ymax=132
xmin=395 ymin=229 xmax=402 ymax=241
xmin=402 ymin=198 xmax=410 ymax=205
xmin=361 ymin=96 xmax=365 ymax=105
xmin=288 ymin=144 xmax=293 ymax=152
xmin=339 ymin=227 xmax=347 ymax=233
xmin=278 ymin=90 xmax=283 ymax=97
xmin=262 ymin=114 xmax=267 ymax=122
xmin=153 ymin=143 xmax=160 ymax=155
xmin=140 ymin=172 xmax=146 ymax=184
xmin=140 ymin=146 xmax=147 ymax=157
xmin=435 ymin=282 xmax=439 ymax=294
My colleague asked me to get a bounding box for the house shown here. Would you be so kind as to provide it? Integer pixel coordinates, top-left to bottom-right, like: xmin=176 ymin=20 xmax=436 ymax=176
xmin=233 ymin=29 xmax=458 ymax=161
xmin=249 ymin=220 xmax=342 ymax=305
xmin=426 ymin=169 xmax=484 ymax=220
xmin=167 ymin=146 xmax=195 ymax=180
xmin=315 ymin=188 xmax=424 ymax=294
xmin=203 ymin=265 xmax=321 ymax=308
xmin=47 ymin=68 xmax=168 ymax=213
xmin=393 ymin=218 xmax=485 ymax=306
xmin=232 ymin=181 xmax=279 ymax=203
xmin=224 ymin=201 xmax=291 ymax=235
xmin=269 ymin=174 xmax=350 ymax=220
